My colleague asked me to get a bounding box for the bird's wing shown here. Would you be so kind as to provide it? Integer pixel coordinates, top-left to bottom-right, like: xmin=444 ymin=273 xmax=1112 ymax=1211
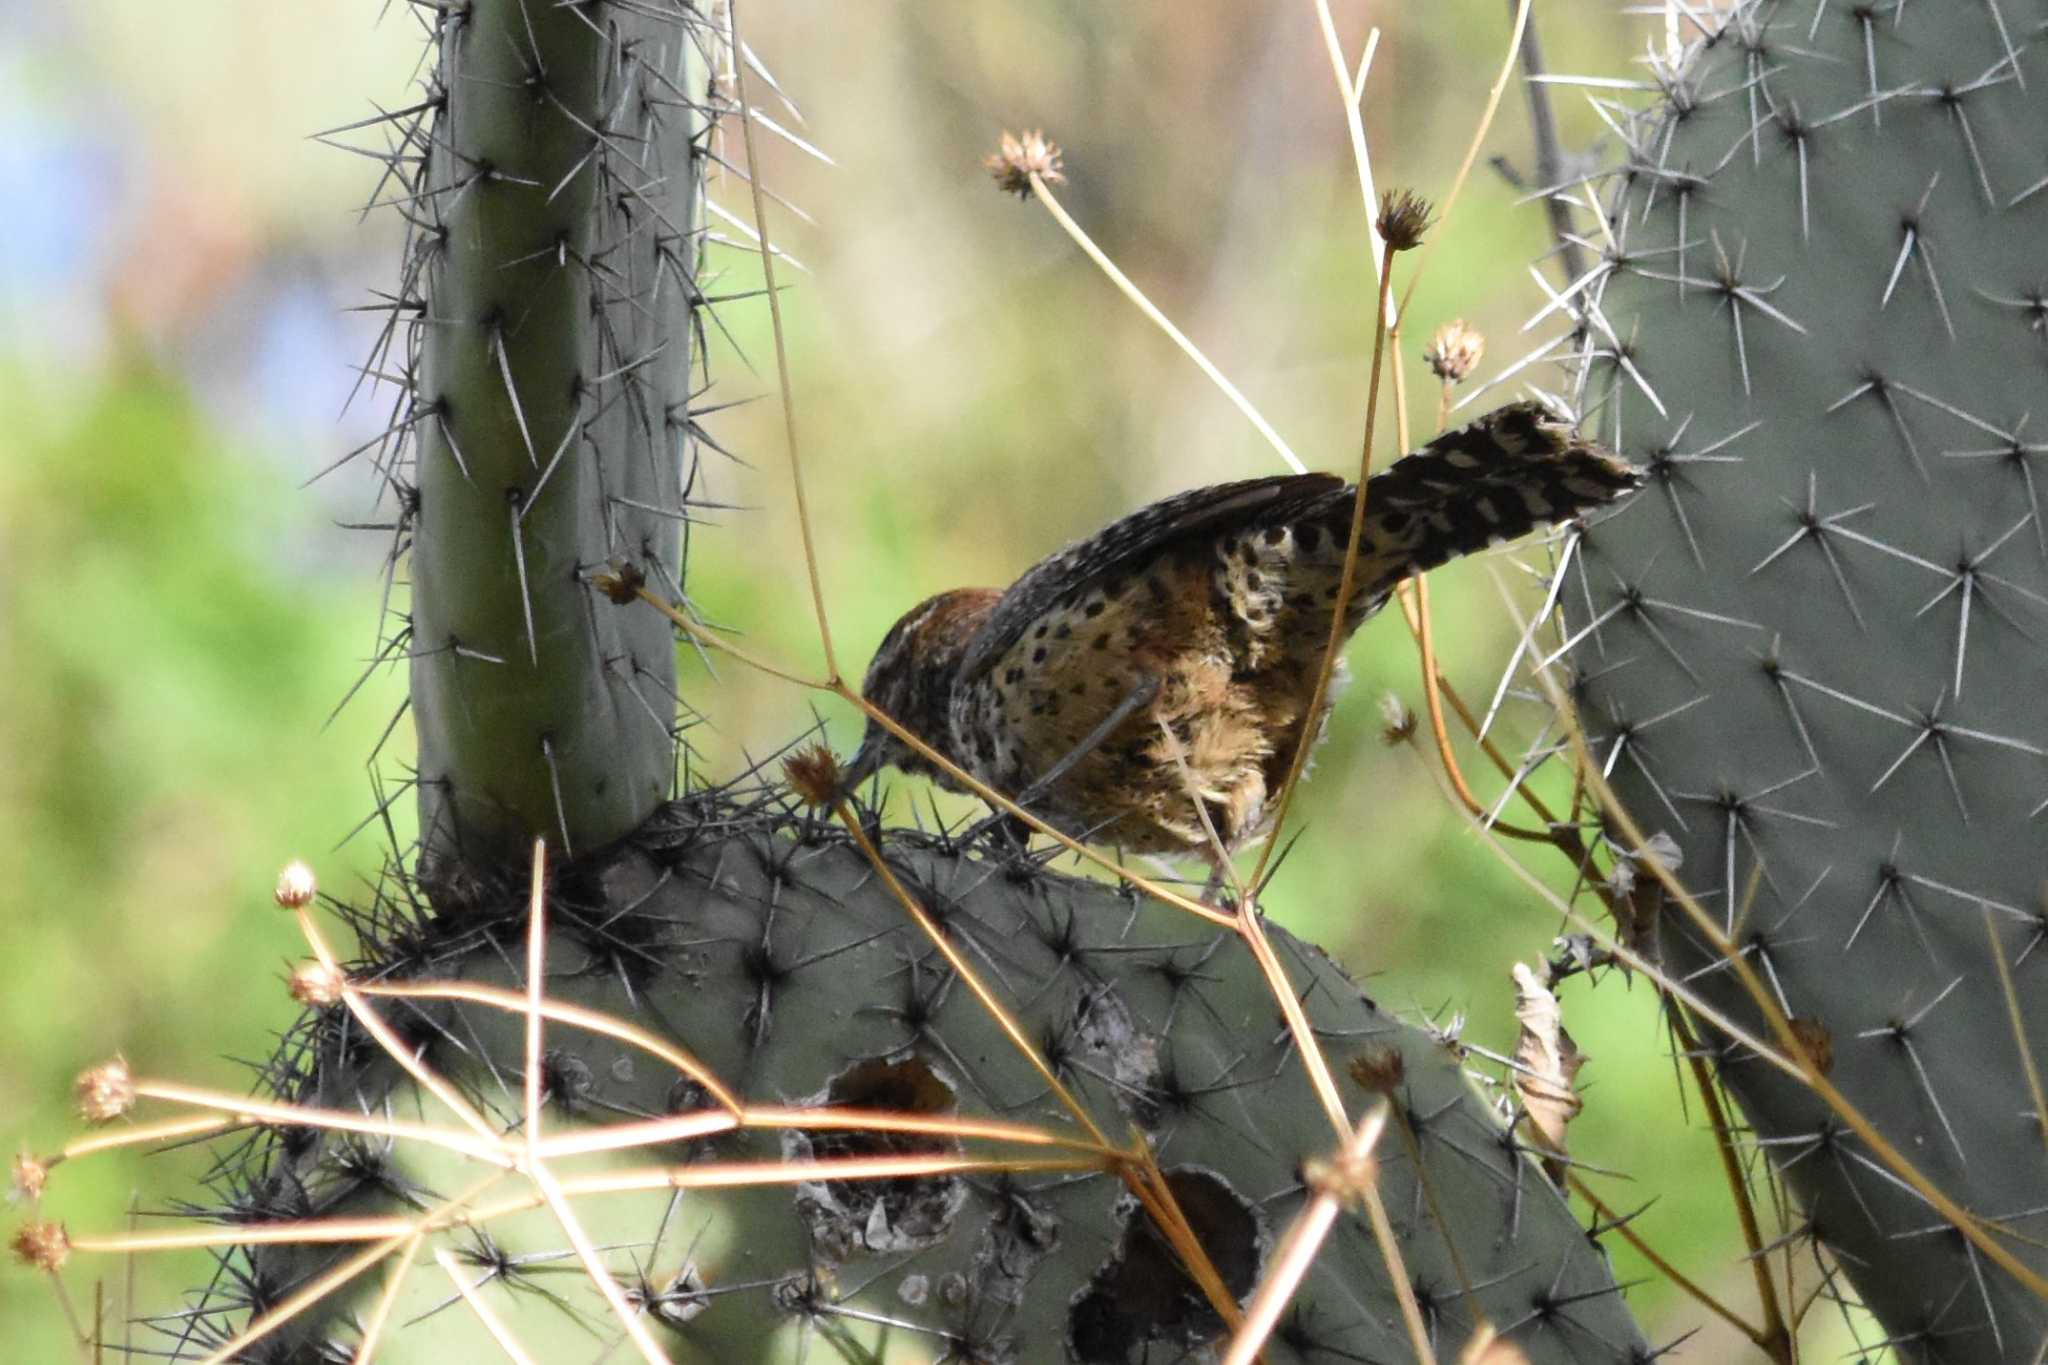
xmin=957 ymin=471 xmax=1343 ymax=683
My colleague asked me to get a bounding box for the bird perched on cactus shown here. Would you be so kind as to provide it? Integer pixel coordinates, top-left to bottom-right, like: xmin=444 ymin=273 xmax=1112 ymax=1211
xmin=843 ymin=401 xmax=1640 ymax=858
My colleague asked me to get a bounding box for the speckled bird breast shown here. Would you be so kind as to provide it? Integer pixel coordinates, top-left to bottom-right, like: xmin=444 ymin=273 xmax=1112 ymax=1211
xmin=947 ymin=510 xmax=1376 ymax=855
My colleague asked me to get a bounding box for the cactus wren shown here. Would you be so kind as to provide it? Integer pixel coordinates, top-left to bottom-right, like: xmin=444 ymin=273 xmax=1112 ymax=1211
xmin=843 ymin=401 xmax=1641 ymax=858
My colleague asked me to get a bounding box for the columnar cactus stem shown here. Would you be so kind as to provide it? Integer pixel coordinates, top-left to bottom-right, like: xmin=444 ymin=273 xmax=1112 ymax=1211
xmin=408 ymin=2 xmax=713 ymax=884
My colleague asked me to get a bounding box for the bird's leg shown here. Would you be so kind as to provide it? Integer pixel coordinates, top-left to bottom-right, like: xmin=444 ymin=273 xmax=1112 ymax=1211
xmin=964 ymin=674 xmax=1162 ymax=849
xmin=1199 ymin=857 xmax=1235 ymax=912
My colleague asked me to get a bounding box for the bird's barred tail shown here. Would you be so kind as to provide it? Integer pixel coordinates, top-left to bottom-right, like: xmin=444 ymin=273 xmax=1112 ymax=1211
xmin=1331 ymin=401 xmax=1642 ymax=591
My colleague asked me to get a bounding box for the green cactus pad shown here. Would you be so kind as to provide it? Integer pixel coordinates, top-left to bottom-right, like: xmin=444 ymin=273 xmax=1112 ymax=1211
xmin=1552 ymin=4 xmax=2048 ymax=1357
xmin=216 ymin=810 xmax=1652 ymax=1363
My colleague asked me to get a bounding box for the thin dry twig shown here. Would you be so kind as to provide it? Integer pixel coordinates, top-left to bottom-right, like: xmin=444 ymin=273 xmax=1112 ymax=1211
xmin=1024 ymin=170 xmax=1309 ymax=476
xmin=1247 ymin=224 xmax=1401 ymax=896
xmin=1402 ymin=577 xmax=1555 ymax=842
xmin=1985 ymin=904 xmax=2048 ymax=1153
xmin=1222 ymin=1104 xmax=1397 ymax=1365
xmin=1662 ymin=1000 xmax=1793 ymax=1358
xmin=726 ymin=0 xmax=840 ymax=681
xmin=830 ymin=800 xmax=1111 ymax=1147
xmin=1398 ymin=0 xmax=1536 ymax=317
xmin=1538 ymin=652 xmax=2048 ymax=1304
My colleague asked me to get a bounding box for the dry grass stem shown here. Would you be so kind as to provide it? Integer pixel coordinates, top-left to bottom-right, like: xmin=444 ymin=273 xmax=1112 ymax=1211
xmin=1248 ymin=229 xmax=1400 ymax=895
xmin=435 ymin=1246 xmax=541 ymax=1365
xmin=1402 ymin=578 xmax=1554 ymax=841
xmin=1021 ymin=165 xmax=1309 ymax=475
xmin=1662 ymin=1003 xmax=1793 ymax=1357
xmin=1313 ymin=2 xmax=1395 ymax=324
xmin=356 ymin=979 xmax=744 ymax=1114
xmin=1223 ymin=1103 xmax=1395 ymax=1365
xmin=1539 ymin=643 xmax=2048 ymax=1303
xmin=1985 ymin=904 xmax=2048 ymax=1152
xmin=726 ymin=0 xmax=839 ymax=682
xmin=1397 ymin=0 xmax=1534 ymax=316
xmin=831 ymin=801 xmax=1111 ymax=1144
xmin=1119 ymin=1153 xmax=1256 ymax=1346
xmin=201 ymin=1233 xmax=423 ymax=1365
xmin=352 ymin=1233 xmax=427 ymax=1363
xmin=1156 ymin=725 xmax=1351 ymax=1139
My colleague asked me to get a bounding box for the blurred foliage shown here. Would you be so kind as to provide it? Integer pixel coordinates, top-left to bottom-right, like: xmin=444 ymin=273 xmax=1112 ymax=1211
xmin=1 ymin=2 xmax=1869 ymax=1359
xmin=0 ymin=357 xmax=405 ymax=1354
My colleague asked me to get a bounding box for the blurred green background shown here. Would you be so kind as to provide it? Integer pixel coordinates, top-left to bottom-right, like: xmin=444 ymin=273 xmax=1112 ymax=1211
xmin=0 ymin=2 xmax=1867 ymax=1359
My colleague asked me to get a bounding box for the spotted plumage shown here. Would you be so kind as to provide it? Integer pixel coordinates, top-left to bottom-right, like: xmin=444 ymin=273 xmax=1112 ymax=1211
xmin=845 ymin=401 xmax=1642 ymax=858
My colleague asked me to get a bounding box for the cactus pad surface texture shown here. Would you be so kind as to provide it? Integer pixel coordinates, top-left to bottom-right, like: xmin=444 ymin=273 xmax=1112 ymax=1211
xmin=234 ymin=806 xmax=1654 ymax=1363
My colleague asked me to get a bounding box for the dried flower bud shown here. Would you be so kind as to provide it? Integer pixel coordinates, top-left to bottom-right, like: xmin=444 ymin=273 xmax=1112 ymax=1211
xmin=984 ymin=129 xmax=1064 ymax=199
xmin=1302 ymin=1149 xmax=1378 ymax=1208
xmin=10 ymin=1220 xmax=68 ymax=1272
xmin=598 ymin=559 xmax=645 ymax=606
xmin=1346 ymin=1044 xmax=1407 ymax=1094
xmin=782 ymin=743 xmax=843 ymax=808
xmin=1787 ymin=1016 xmax=1833 ymax=1076
xmin=1375 ymin=189 xmax=1434 ymax=252
xmin=288 ymin=961 xmax=347 ymax=1007
xmin=1423 ymin=319 xmax=1485 ymax=384
xmin=11 ymin=1150 xmax=50 ymax=1203
xmin=75 ymin=1056 xmax=136 ymax=1124
xmin=273 ymin=860 xmax=317 ymax=909
xmin=1378 ymin=692 xmax=1416 ymax=745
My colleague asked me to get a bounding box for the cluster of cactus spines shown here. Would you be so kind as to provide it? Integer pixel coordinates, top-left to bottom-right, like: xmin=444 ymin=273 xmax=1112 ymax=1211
xmin=200 ymin=795 xmax=1653 ymax=1363
xmin=1531 ymin=3 xmax=2048 ymax=1357
xmin=339 ymin=0 xmax=721 ymax=885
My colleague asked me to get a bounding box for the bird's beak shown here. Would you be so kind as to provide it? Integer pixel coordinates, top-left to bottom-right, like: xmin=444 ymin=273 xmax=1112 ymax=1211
xmin=835 ymin=726 xmax=886 ymax=802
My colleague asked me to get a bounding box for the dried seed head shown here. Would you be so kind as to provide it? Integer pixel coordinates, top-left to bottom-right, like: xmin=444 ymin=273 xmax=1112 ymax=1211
xmin=984 ymin=129 xmax=1064 ymax=200
xmin=75 ymin=1056 xmax=136 ymax=1125
xmin=273 ymin=860 xmax=317 ymax=909
xmin=10 ymin=1220 xmax=68 ymax=1272
xmin=1346 ymin=1044 xmax=1407 ymax=1094
xmin=11 ymin=1150 xmax=50 ymax=1203
xmin=1423 ymin=319 xmax=1485 ymax=384
xmin=289 ymin=960 xmax=347 ymax=1008
xmin=1375 ymin=189 xmax=1434 ymax=252
xmin=1378 ymin=692 xmax=1416 ymax=745
xmin=1787 ymin=1016 xmax=1833 ymax=1076
xmin=783 ymin=743 xmax=843 ymax=808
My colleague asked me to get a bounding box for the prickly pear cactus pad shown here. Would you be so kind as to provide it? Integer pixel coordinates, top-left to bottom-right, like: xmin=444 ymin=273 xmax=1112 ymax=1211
xmin=225 ymin=805 xmax=1651 ymax=1364
xmin=1556 ymin=4 xmax=2048 ymax=1357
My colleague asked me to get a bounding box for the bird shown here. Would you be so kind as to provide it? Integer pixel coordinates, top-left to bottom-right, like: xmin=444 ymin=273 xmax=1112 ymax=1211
xmin=840 ymin=401 xmax=1641 ymax=861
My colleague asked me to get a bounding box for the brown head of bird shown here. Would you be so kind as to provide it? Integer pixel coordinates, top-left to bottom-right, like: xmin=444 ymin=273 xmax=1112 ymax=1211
xmin=842 ymin=587 xmax=1001 ymax=790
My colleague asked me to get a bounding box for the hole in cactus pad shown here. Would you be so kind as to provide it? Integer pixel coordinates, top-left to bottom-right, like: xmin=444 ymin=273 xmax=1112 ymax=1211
xmin=787 ymin=1055 xmax=967 ymax=1259
xmin=1066 ymin=1166 xmax=1263 ymax=1363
